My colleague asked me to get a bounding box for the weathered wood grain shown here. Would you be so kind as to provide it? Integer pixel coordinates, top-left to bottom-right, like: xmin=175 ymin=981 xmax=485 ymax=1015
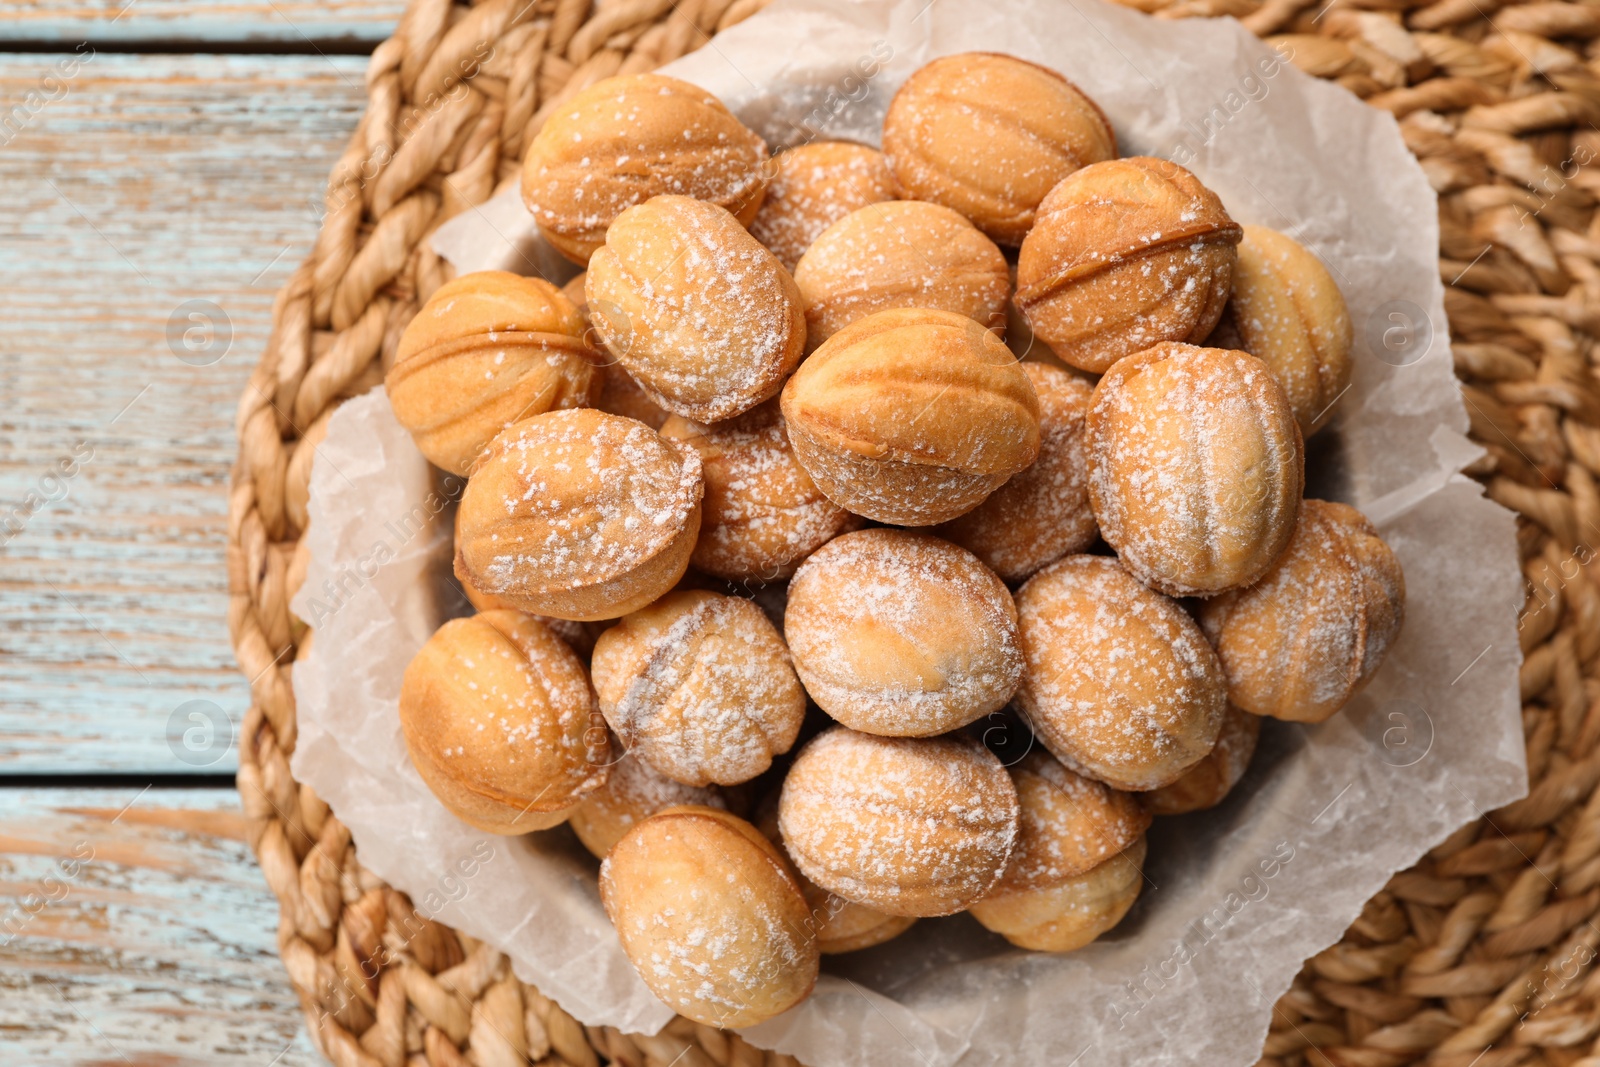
xmin=0 ymin=53 xmax=368 ymax=773
xmin=3 ymin=2 xmax=405 ymax=46
xmin=0 ymin=787 xmax=319 ymax=1065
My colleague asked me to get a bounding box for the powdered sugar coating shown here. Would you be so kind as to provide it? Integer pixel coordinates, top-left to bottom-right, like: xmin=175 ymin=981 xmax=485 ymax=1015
xmin=1015 ymin=156 xmax=1240 ymax=374
xmin=969 ymin=835 xmax=1146 ymax=952
xmin=785 ymin=529 xmax=1022 ymax=736
xmin=600 ymin=806 xmax=818 ymax=1027
xmin=1013 ymin=554 xmax=1226 ymax=791
xmin=1087 ymin=342 xmax=1303 ymax=597
xmin=782 ymin=426 xmax=1008 ymax=528
xmin=570 ymin=751 xmax=726 ymax=858
xmin=780 ymin=307 xmax=1041 ymax=525
xmin=794 ymin=875 xmax=917 ymax=954
xmin=398 ymin=610 xmax=609 ymax=833
xmin=521 ymin=74 xmax=769 ymax=265
xmin=591 ymin=590 xmax=805 ymax=786
xmin=936 ymin=363 xmax=1098 ymax=581
xmin=660 ymin=400 xmax=858 ymax=582
xmin=794 ymin=200 xmax=1010 ymax=348
xmin=387 ymin=271 xmax=599 ymax=477
xmin=1228 ymin=225 xmax=1354 ymax=437
xmin=995 ymin=750 xmax=1151 ymax=891
xmin=751 ymin=793 xmax=917 ymax=954
xmin=587 ymin=195 xmax=806 ymax=423
xmin=1142 ymin=703 xmax=1260 ymax=815
xmin=1199 ymin=499 xmax=1405 ymax=723
xmin=882 ymin=52 xmax=1116 ymax=245
xmin=452 ymin=506 xmax=609 ymax=653
xmin=454 ymin=408 xmax=703 ymax=620
xmin=749 ymin=141 xmax=899 ymax=271
xmin=777 ymin=727 xmax=1020 ymax=916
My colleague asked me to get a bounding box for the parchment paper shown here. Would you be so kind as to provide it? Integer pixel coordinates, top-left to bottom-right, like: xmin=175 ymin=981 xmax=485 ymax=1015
xmin=290 ymin=0 xmax=1529 ymax=1063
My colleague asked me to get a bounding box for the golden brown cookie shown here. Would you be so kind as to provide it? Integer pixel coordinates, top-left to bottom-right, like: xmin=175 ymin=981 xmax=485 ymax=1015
xmin=398 ymin=610 xmax=608 ymax=834
xmin=882 ymin=52 xmax=1116 ymax=245
xmin=1014 ymin=555 xmax=1227 ymax=790
xmin=601 ymin=805 xmax=818 ymax=1027
xmin=659 ymin=400 xmax=857 ymax=582
xmin=781 ymin=307 xmax=1041 ymax=525
xmin=797 ymin=881 xmax=918 ymax=954
xmin=1199 ymin=499 xmax=1405 ymax=723
xmin=752 ymin=795 xmax=917 ymax=954
xmin=454 ymin=409 xmax=702 ymax=621
xmin=1142 ymin=703 xmax=1260 ymax=815
xmin=968 ymin=750 xmax=1149 ymax=950
xmin=564 ymin=266 xmax=674 ymax=429
xmin=793 ymin=200 xmax=1010 ymax=350
xmin=570 ymin=751 xmax=726 ymax=858
xmin=586 ymin=195 xmax=807 ymax=422
xmin=748 ymin=141 xmax=899 ymax=271
xmin=778 ymin=727 xmax=1020 ymax=916
xmin=560 ymin=271 xmax=588 ymax=315
xmin=935 ymin=363 xmax=1097 ymax=581
xmin=1087 ymin=342 xmax=1303 ymax=597
xmin=451 ymin=510 xmax=605 ymax=654
xmin=969 ymin=836 xmax=1147 ymax=952
xmin=590 ymin=590 xmax=806 ymax=786
xmin=1227 ymin=225 xmax=1354 ymax=437
xmin=784 ymin=529 xmax=1022 ymax=737
xmin=1016 ymin=157 xmax=1241 ymax=374
xmin=387 ymin=271 xmax=599 ymax=477
xmin=594 ymin=364 xmax=672 ymax=430
xmin=990 ymin=750 xmax=1151 ymax=880
xmin=521 ymin=74 xmax=768 ymax=265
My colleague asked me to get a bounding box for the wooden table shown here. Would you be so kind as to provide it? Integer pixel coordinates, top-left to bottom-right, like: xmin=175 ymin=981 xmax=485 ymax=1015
xmin=1 ymin=5 xmax=404 ymax=1061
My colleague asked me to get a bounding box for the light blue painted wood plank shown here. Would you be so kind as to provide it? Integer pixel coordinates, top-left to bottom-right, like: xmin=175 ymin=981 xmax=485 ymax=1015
xmin=0 ymin=53 xmax=369 ymax=773
xmin=0 ymin=787 xmax=320 ymax=1066
xmin=4 ymin=1 xmax=404 ymax=46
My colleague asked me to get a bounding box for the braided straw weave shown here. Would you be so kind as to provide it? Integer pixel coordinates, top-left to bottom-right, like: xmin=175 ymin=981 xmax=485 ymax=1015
xmin=227 ymin=0 xmax=1600 ymax=1062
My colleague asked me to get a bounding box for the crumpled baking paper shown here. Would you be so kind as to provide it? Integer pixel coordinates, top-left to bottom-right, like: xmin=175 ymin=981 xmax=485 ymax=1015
xmin=291 ymin=0 xmax=1529 ymax=1063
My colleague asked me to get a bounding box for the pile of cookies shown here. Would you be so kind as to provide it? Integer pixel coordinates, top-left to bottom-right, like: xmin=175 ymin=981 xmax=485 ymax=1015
xmin=387 ymin=53 xmax=1407 ymax=1029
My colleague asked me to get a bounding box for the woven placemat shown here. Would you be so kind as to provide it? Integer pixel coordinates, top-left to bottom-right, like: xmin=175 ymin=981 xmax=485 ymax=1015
xmin=226 ymin=0 xmax=1600 ymax=1063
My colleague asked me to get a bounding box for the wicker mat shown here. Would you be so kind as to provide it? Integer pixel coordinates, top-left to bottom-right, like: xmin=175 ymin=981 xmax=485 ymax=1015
xmin=226 ymin=0 xmax=1600 ymax=1063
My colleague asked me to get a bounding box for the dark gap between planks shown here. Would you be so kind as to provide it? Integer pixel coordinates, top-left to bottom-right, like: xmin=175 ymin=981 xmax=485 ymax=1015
xmin=0 ymin=773 xmax=237 ymax=789
xmin=0 ymin=37 xmax=378 ymax=55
